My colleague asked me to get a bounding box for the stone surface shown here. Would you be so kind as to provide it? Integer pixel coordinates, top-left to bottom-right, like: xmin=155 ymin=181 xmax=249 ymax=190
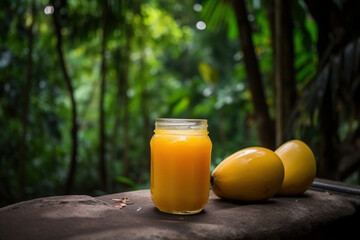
xmin=0 ymin=187 xmax=359 ymax=240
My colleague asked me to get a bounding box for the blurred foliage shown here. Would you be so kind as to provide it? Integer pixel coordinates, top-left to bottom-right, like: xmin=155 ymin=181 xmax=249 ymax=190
xmin=1 ymin=0 xmax=359 ymax=207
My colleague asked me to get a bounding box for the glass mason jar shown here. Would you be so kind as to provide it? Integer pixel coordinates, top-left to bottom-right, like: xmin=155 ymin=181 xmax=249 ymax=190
xmin=150 ymin=118 xmax=212 ymax=215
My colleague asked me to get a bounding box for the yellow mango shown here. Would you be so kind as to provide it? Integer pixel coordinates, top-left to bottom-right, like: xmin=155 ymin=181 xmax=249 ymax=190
xmin=275 ymin=140 xmax=316 ymax=196
xmin=211 ymin=147 xmax=284 ymax=202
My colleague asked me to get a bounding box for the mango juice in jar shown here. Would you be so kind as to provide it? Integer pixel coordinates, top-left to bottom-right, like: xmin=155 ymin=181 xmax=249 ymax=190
xmin=150 ymin=118 xmax=212 ymax=215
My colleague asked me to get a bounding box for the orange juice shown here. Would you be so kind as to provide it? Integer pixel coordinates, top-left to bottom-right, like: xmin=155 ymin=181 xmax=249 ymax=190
xmin=150 ymin=118 xmax=212 ymax=215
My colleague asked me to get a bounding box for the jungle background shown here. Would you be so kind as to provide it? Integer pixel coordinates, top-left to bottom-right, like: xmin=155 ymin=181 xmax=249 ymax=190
xmin=1 ymin=0 xmax=360 ymax=207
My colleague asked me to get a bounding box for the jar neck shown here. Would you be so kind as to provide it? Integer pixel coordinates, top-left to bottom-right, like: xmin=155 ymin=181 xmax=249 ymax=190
xmin=154 ymin=118 xmax=208 ymax=135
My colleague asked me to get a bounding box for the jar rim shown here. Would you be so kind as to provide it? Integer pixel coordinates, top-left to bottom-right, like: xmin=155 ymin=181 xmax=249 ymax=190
xmin=155 ymin=118 xmax=208 ymax=131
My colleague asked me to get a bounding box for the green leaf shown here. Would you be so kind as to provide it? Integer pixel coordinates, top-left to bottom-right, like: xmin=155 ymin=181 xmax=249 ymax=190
xmin=198 ymin=61 xmax=219 ymax=84
xmin=172 ymin=97 xmax=190 ymax=115
xmin=227 ymin=10 xmax=238 ymax=39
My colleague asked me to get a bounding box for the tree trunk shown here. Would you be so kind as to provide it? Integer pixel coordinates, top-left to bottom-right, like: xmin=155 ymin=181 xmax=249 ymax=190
xmin=19 ymin=0 xmax=35 ymax=199
xmin=137 ymin=15 xmax=151 ymax=173
xmin=109 ymin=46 xmax=122 ymax=192
xmin=232 ymin=0 xmax=275 ymax=150
xmin=122 ymin=24 xmax=131 ymax=178
xmin=99 ymin=0 xmax=109 ymax=192
xmin=112 ymin=22 xmax=132 ymax=180
xmin=274 ymin=0 xmax=296 ymax=147
xmin=52 ymin=0 xmax=78 ymax=194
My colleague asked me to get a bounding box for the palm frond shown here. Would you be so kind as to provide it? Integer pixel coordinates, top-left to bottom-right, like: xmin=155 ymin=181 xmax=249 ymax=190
xmin=289 ymin=37 xmax=360 ymax=139
xmin=201 ymin=0 xmax=237 ymax=38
